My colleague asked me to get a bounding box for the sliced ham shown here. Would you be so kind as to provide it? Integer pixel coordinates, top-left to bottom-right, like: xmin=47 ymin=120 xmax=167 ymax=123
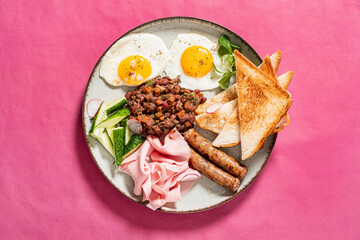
xmin=119 ymin=129 xmax=199 ymax=210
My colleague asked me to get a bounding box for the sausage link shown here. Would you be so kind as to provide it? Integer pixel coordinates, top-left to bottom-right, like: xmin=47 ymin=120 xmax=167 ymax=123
xmin=184 ymin=129 xmax=247 ymax=179
xmin=189 ymin=148 xmax=240 ymax=192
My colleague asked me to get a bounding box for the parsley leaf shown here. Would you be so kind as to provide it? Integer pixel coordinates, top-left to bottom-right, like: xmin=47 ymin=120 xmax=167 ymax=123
xmin=218 ymin=35 xmax=232 ymax=54
xmin=215 ymin=35 xmax=242 ymax=89
xmin=218 ymin=71 xmax=235 ymax=90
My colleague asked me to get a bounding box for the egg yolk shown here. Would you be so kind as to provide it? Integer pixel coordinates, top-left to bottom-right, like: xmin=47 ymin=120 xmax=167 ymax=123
xmin=118 ymin=55 xmax=152 ymax=85
xmin=180 ymin=46 xmax=213 ymax=78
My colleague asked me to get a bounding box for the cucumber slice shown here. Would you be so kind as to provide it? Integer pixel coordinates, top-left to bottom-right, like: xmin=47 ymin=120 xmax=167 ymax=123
xmin=89 ymin=102 xmax=107 ymax=135
xmin=96 ymin=131 xmax=115 ymax=157
xmin=113 ymin=127 xmax=125 ymax=166
xmin=90 ymin=127 xmax=104 ymax=139
xmin=123 ymin=135 xmax=146 ymax=158
xmin=106 ymin=97 xmax=128 ymax=116
xmin=125 ymin=125 xmax=132 ymax=145
xmin=119 ymin=119 xmax=127 ymax=128
xmin=106 ymin=127 xmax=115 ymax=144
xmin=96 ymin=108 xmax=129 ymax=129
xmin=119 ymin=119 xmax=132 ymax=144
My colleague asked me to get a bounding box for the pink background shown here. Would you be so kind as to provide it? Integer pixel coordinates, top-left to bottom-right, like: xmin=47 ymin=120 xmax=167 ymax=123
xmin=1 ymin=0 xmax=359 ymax=239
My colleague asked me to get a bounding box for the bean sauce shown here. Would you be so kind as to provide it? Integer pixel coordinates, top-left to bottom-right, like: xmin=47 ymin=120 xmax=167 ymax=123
xmin=125 ymin=76 xmax=206 ymax=137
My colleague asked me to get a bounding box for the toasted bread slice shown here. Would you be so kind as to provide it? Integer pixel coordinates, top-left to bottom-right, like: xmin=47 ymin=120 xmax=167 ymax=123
xmin=212 ymin=108 xmax=240 ymax=147
xmin=195 ymin=99 xmax=237 ymax=134
xmin=213 ymin=94 xmax=290 ymax=147
xmin=260 ymin=55 xmax=277 ymax=79
xmin=256 ymin=56 xmax=291 ymax=132
xmin=211 ymin=56 xmax=277 ymax=147
xmin=270 ymin=50 xmax=282 ymax=73
xmin=196 ymin=52 xmax=291 ymax=139
xmin=234 ymin=50 xmax=292 ymax=160
xmin=275 ymin=71 xmax=293 ymax=130
xmin=212 ymin=56 xmax=290 ymax=147
xmin=278 ymin=71 xmax=293 ymax=90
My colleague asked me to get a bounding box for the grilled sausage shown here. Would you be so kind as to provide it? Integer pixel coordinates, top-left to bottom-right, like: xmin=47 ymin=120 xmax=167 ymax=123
xmin=189 ymin=148 xmax=240 ymax=192
xmin=184 ymin=129 xmax=247 ymax=179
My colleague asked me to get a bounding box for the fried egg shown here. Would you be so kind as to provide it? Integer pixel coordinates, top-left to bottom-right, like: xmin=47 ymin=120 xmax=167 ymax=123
xmin=164 ymin=33 xmax=225 ymax=90
xmin=100 ymin=33 xmax=169 ymax=86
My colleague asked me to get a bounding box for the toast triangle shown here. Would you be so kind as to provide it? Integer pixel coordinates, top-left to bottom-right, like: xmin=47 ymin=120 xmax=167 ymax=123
xmin=278 ymin=71 xmax=293 ymax=90
xmin=270 ymin=50 xmax=282 ymax=73
xmin=234 ymin=50 xmax=292 ymax=160
xmin=212 ymin=108 xmax=240 ymax=147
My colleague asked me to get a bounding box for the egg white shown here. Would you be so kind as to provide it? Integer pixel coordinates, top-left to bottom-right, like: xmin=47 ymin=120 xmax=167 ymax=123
xmin=100 ymin=33 xmax=169 ymax=86
xmin=164 ymin=33 xmax=228 ymax=90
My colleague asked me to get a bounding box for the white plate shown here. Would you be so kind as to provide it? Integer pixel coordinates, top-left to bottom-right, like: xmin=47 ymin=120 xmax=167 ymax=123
xmin=82 ymin=17 xmax=277 ymax=213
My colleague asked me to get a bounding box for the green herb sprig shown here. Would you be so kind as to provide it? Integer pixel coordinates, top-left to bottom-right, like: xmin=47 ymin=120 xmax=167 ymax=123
xmin=214 ymin=35 xmax=242 ymax=89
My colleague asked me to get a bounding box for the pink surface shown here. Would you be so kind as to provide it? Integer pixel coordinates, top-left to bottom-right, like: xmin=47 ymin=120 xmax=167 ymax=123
xmin=0 ymin=1 xmax=359 ymax=239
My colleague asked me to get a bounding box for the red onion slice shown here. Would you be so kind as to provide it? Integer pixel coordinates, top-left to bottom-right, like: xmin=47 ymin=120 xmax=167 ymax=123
xmin=127 ymin=119 xmax=143 ymax=134
xmin=206 ymin=102 xmax=224 ymax=114
xmin=86 ymin=99 xmax=103 ymax=118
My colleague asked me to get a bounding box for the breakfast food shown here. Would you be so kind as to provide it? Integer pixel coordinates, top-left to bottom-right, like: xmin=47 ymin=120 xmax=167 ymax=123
xmin=212 ymin=109 xmax=240 ymax=148
xmin=87 ymin=29 xmax=294 ymax=210
xmin=189 ymin=148 xmax=240 ymax=192
xmin=125 ymin=76 xmax=206 ymax=137
xmin=234 ymin=49 xmax=292 ymax=160
xmin=100 ymin=33 xmax=169 ymax=86
xmin=270 ymin=50 xmax=282 ymax=73
xmin=120 ymin=129 xmax=200 ymax=210
xmin=212 ymin=55 xmax=293 ymax=147
xmin=261 ymin=55 xmax=278 ymax=79
xmin=164 ymin=33 xmax=225 ymax=90
xmin=195 ymin=52 xmax=290 ymax=109
xmin=195 ymin=54 xmax=289 ymax=137
xmin=184 ymin=129 xmax=247 ymax=179
xmin=195 ymin=51 xmax=289 ymax=115
xmin=278 ymin=71 xmax=293 ymax=90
